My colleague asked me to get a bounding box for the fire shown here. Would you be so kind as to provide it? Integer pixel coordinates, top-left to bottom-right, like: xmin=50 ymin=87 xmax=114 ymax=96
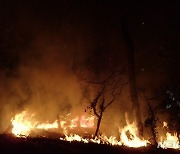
xmin=36 ymin=120 xmax=58 ymax=130
xmin=59 ymin=114 xmax=94 ymax=134
xmin=9 ymin=111 xmax=180 ymax=150
xmin=11 ymin=110 xmax=95 ymax=137
xmin=80 ymin=115 xmax=94 ymax=128
xmin=120 ymin=114 xmax=149 ymax=147
xmin=163 ymin=121 xmax=168 ymax=128
xmin=11 ymin=111 xmax=38 ymax=137
xmin=120 ymin=123 xmax=148 ymax=147
xmin=62 ymin=134 xmax=89 ymax=143
xmin=159 ymin=132 xmax=180 ymax=149
xmin=69 ymin=117 xmax=79 ymax=129
xmin=11 ymin=110 xmax=149 ymax=148
xmin=59 ymin=120 xmax=149 ymax=148
xmin=158 ymin=122 xmax=180 ymax=150
xmin=60 ymin=134 xmax=122 ymax=145
xmin=11 ymin=110 xmax=60 ymax=137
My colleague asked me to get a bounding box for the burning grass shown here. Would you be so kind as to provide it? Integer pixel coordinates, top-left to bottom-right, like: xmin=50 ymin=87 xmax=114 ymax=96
xmin=0 ymin=134 xmax=179 ymax=154
xmin=9 ymin=110 xmax=180 ymax=151
xmin=2 ymin=111 xmax=180 ymax=153
xmin=10 ymin=110 xmax=150 ymax=148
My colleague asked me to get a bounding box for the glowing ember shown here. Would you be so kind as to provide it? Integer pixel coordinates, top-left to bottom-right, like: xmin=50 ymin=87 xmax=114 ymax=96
xmin=80 ymin=115 xmax=94 ymax=128
xmin=163 ymin=122 xmax=168 ymax=128
xmin=59 ymin=114 xmax=94 ymax=134
xmin=69 ymin=117 xmax=79 ymax=129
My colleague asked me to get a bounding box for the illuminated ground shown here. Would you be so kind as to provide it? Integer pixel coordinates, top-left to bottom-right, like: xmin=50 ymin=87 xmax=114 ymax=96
xmin=0 ymin=134 xmax=179 ymax=154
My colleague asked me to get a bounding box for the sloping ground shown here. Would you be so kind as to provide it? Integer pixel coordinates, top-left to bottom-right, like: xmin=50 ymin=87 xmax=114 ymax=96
xmin=0 ymin=134 xmax=179 ymax=154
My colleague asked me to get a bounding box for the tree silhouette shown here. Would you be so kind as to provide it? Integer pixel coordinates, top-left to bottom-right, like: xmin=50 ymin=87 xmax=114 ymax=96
xmin=121 ymin=9 xmax=143 ymax=135
xmin=85 ymin=71 xmax=128 ymax=136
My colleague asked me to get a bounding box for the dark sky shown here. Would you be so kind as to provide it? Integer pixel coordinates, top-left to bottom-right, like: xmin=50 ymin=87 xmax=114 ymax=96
xmin=0 ymin=1 xmax=179 ymax=85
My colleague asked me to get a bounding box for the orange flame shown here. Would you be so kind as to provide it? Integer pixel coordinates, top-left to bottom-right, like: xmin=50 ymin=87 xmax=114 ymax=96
xmin=120 ymin=113 xmax=149 ymax=147
xmin=80 ymin=115 xmax=94 ymax=128
xmin=158 ymin=122 xmax=180 ymax=150
xmin=11 ymin=110 xmax=149 ymax=148
xmin=11 ymin=111 xmax=37 ymax=137
xmin=11 ymin=110 xmax=95 ymax=137
xmin=37 ymin=120 xmax=58 ymax=130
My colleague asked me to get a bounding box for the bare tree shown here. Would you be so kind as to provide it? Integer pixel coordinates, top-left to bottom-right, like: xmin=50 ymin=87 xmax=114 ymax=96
xmin=85 ymin=71 xmax=128 ymax=136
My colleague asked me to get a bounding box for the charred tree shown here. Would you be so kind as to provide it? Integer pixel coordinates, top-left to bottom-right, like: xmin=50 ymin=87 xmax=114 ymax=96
xmin=91 ymin=86 xmax=105 ymax=137
xmin=86 ymin=71 xmax=128 ymax=136
xmin=121 ymin=11 xmax=143 ymax=135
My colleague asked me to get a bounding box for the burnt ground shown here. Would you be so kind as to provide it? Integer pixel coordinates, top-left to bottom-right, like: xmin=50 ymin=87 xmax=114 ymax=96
xmin=0 ymin=134 xmax=179 ymax=154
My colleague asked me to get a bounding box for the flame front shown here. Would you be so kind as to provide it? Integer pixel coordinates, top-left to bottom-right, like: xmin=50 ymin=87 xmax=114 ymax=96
xmin=37 ymin=120 xmax=58 ymax=130
xmin=11 ymin=110 xmax=95 ymax=137
xmin=11 ymin=110 xmax=150 ymax=148
xmin=11 ymin=111 xmax=60 ymax=137
xmin=60 ymin=134 xmax=122 ymax=145
xmin=11 ymin=111 xmax=37 ymax=137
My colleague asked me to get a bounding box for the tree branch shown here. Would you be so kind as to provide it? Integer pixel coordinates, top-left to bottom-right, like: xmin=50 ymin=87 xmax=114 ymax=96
xmin=86 ymin=70 xmax=123 ymax=86
xmin=104 ymin=81 xmax=128 ymax=110
xmin=91 ymin=86 xmax=105 ymax=118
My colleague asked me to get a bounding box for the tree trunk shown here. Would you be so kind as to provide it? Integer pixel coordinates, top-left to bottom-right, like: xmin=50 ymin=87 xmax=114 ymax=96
xmin=95 ymin=113 xmax=102 ymax=137
xmin=147 ymin=101 xmax=158 ymax=146
xmin=122 ymin=11 xmax=143 ymax=135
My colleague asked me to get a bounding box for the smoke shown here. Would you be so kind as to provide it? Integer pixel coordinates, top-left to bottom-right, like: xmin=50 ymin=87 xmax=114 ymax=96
xmin=0 ymin=32 xmax=87 ymax=131
xmin=0 ymin=1 xmax=153 ymax=135
xmin=0 ymin=20 xmax=130 ymax=135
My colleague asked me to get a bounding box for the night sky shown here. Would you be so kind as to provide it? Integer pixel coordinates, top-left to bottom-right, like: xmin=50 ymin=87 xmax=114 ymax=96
xmin=0 ymin=1 xmax=180 ymax=133
xmin=0 ymin=1 xmax=179 ymax=80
